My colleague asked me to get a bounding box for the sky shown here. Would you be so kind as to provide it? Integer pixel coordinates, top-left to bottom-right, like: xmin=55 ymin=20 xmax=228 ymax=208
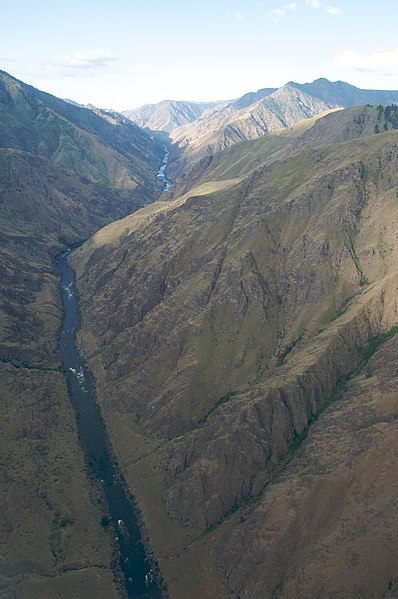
xmin=2 ymin=0 xmax=398 ymax=111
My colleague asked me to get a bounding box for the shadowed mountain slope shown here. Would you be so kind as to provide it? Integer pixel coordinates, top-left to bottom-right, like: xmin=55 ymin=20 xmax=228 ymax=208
xmin=73 ymin=104 xmax=398 ymax=598
xmin=0 ymin=69 xmax=164 ymax=363
xmin=0 ymin=70 xmax=163 ymax=202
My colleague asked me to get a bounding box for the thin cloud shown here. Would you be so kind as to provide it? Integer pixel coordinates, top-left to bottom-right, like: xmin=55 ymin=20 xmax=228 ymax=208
xmin=325 ymin=5 xmax=341 ymax=14
xmin=332 ymin=48 xmax=398 ymax=71
xmin=227 ymin=10 xmax=244 ymax=20
xmin=306 ymin=0 xmax=342 ymax=14
xmin=267 ymin=3 xmax=297 ymax=22
xmin=43 ymin=50 xmax=118 ymax=78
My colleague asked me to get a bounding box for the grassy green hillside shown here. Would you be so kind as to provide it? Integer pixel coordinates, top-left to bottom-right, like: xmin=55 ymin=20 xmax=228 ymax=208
xmin=73 ymin=104 xmax=398 ymax=598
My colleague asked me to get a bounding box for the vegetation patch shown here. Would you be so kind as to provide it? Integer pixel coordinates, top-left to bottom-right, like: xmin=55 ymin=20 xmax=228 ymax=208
xmin=375 ymin=104 xmax=398 ymax=133
xmin=276 ymin=335 xmax=303 ymax=366
xmin=202 ymin=390 xmax=237 ymax=422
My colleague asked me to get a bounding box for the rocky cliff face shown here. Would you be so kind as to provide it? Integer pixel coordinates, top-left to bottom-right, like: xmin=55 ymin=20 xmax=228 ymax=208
xmin=0 ymin=70 xmax=164 ymax=206
xmin=73 ymin=106 xmax=398 ymax=597
xmin=221 ymin=330 xmax=398 ymax=598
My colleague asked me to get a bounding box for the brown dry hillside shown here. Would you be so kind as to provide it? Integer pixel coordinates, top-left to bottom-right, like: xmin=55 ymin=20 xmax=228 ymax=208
xmin=73 ymin=104 xmax=398 ymax=599
xmin=169 ymin=83 xmax=335 ymax=176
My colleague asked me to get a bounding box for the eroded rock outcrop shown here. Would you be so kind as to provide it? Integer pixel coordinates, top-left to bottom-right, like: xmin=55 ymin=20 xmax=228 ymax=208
xmin=220 ymin=332 xmax=398 ymax=598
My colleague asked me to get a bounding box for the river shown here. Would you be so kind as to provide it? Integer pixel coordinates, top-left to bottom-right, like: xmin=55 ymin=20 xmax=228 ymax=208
xmin=156 ymin=145 xmax=173 ymax=192
xmin=55 ymin=248 xmax=163 ymax=599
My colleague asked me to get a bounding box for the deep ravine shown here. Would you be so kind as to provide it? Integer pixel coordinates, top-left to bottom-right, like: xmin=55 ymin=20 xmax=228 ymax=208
xmin=55 ymin=248 xmax=163 ymax=599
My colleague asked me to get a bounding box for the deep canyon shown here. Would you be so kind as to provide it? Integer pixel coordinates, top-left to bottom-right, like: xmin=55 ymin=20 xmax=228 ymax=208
xmin=3 ymin=70 xmax=398 ymax=599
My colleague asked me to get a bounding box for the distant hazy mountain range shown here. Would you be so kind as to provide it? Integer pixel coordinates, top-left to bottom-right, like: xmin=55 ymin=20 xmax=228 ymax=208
xmin=124 ymin=78 xmax=398 ymax=172
xmin=122 ymin=100 xmax=225 ymax=133
xmin=124 ymin=78 xmax=398 ymax=134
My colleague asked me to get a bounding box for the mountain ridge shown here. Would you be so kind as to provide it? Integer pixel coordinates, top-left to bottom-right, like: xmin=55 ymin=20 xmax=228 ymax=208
xmin=169 ymin=78 xmax=398 ymax=173
xmin=291 ymin=76 xmax=398 ymax=106
xmin=122 ymin=99 xmax=228 ymax=133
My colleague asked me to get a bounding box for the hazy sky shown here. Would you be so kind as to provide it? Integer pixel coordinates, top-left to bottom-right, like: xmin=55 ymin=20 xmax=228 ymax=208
xmin=2 ymin=0 xmax=398 ymax=110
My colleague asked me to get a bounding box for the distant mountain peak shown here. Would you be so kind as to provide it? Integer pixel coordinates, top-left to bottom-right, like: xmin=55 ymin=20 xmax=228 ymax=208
xmin=122 ymin=99 xmax=227 ymax=133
